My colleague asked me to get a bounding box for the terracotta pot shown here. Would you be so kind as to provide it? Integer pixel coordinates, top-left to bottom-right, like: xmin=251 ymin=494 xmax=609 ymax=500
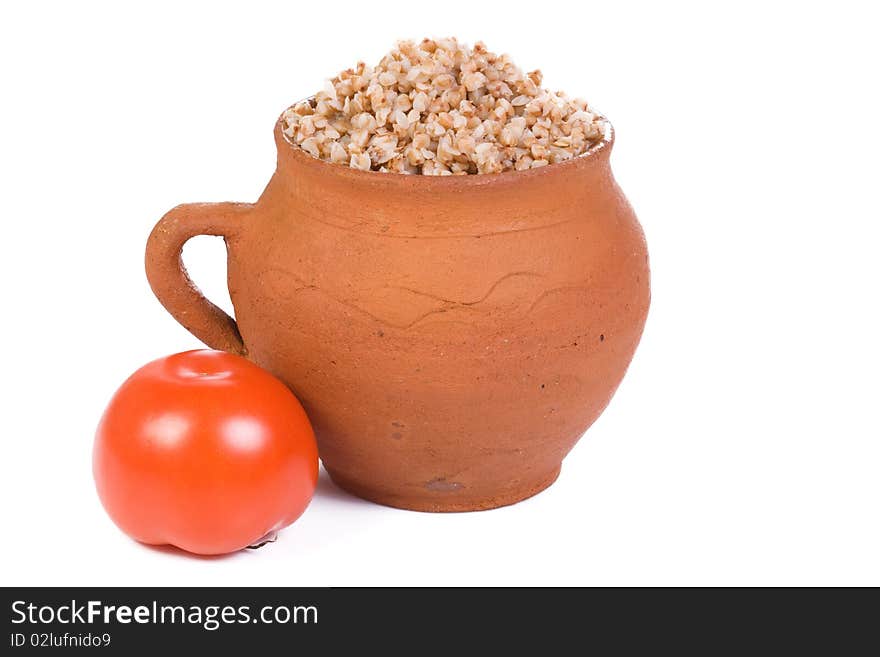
xmin=145 ymin=114 xmax=650 ymax=512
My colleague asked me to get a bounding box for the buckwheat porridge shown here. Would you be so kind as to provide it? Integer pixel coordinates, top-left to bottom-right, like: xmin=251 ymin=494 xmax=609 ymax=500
xmin=281 ymin=38 xmax=608 ymax=175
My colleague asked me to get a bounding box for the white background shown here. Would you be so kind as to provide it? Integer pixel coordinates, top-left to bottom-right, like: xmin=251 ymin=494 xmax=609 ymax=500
xmin=1 ymin=1 xmax=878 ymax=586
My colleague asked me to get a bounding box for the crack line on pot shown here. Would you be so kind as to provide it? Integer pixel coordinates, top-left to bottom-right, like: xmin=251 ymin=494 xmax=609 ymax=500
xmin=263 ymin=268 xmax=591 ymax=331
xmin=524 ymin=285 xmax=593 ymax=317
xmin=386 ymin=270 xmax=543 ymax=306
xmin=293 ymin=210 xmax=581 ymax=239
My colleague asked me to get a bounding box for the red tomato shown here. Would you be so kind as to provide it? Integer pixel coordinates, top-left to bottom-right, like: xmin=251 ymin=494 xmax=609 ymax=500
xmin=93 ymin=350 xmax=318 ymax=555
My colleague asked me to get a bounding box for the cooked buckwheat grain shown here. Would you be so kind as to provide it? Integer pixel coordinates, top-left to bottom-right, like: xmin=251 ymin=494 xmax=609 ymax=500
xmin=281 ymin=38 xmax=607 ymax=175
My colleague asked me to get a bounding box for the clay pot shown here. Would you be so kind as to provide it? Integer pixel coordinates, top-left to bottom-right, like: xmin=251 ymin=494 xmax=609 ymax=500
xmin=145 ymin=114 xmax=650 ymax=512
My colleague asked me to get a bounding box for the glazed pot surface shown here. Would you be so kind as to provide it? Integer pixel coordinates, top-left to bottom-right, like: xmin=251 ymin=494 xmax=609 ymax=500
xmin=146 ymin=119 xmax=650 ymax=511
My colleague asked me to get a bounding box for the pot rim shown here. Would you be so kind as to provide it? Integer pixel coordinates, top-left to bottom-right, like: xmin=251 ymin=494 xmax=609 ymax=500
xmin=274 ymin=104 xmax=614 ymax=188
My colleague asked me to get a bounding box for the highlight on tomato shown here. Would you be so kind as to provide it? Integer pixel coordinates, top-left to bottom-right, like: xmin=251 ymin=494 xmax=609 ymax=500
xmin=93 ymin=350 xmax=319 ymax=555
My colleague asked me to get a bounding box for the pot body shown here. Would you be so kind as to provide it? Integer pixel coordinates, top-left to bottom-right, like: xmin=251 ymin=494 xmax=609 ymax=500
xmin=147 ymin=122 xmax=650 ymax=511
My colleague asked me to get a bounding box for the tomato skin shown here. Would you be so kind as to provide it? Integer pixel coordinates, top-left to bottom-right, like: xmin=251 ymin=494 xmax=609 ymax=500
xmin=93 ymin=350 xmax=318 ymax=555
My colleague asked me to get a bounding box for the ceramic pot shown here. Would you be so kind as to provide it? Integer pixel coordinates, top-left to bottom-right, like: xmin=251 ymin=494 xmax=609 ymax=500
xmin=145 ymin=114 xmax=650 ymax=512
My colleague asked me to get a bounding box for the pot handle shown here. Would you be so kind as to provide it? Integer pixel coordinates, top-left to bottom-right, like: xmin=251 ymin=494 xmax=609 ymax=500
xmin=145 ymin=202 xmax=252 ymax=356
